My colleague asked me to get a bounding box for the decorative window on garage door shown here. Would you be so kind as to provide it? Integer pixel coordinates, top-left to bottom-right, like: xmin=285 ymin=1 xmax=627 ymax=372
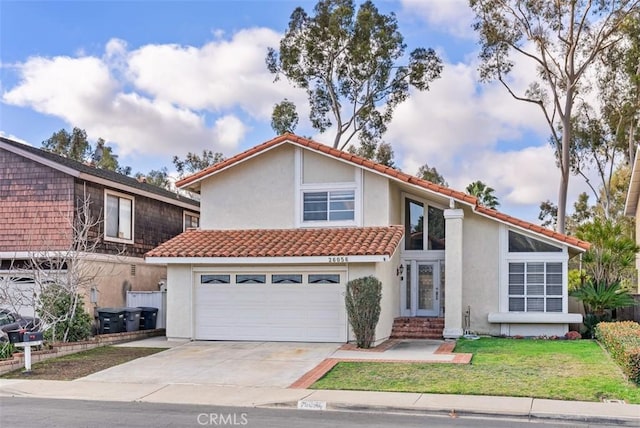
xmin=308 ymin=274 xmax=341 ymax=284
xmin=272 ymin=274 xmax=303 ymax=284
xmin=198 ymin=272 xmax=343 ymax=286
xmin=236 ymin=274 xmax=266 ymax=284
xmin=201 ymin=274 xmax=230 ymax=284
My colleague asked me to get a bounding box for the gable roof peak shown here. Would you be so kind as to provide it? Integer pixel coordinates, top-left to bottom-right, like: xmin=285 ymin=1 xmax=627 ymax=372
xmin=176 ymin=133 xmax=589 ymax=252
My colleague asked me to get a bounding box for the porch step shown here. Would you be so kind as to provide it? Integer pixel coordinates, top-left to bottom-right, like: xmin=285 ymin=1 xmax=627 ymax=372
xmin=390 ymin=317 xmax=444 ymax=340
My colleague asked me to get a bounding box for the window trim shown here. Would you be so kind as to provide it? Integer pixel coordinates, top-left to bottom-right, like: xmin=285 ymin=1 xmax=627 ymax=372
xmin=400 ymin=193 xmax=447 ymax=254
xmin=499 ymin=226 xmax=568 ymax=315
xmin=301 ymin=187 xmax=357 ymax=225
xmin=507 ymin=261 xmax=564 ymax=313
xmin=183 ymin=211 xmax=200 ymax=231
xmin=104 ymin=189 xmax=135 ymax=244
xmin=294 ymin=147 xmax=362 ymax=227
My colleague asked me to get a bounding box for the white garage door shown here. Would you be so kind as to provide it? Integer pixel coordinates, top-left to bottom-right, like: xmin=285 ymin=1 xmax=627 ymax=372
xmin=194 ymin=272 xmax=347 ymax=342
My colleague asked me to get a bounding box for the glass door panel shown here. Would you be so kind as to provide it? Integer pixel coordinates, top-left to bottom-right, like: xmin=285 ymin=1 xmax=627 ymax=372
xmin=417 ymin=264 xmax=434 ymax=311
xmin=401 ymin=260 xmax=440 ymax=317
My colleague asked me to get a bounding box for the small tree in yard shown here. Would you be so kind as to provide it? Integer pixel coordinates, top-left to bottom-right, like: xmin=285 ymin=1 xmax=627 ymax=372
xmin=345 ymin=276 xmax=382 ymax=349
xmin=38 ymin=284 xmax=92 ymax=343
xmin=0 ymin=191 xmax=111 ymax=343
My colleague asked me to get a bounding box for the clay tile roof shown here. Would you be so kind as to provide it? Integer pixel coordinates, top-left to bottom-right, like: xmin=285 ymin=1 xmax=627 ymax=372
xmin=146 ymin=225 xmax=405 ymax=258
xmin=176 ymin=133 xmax=589 ymax=251
xmin=474 ymin=206 xmax=590 ymax=250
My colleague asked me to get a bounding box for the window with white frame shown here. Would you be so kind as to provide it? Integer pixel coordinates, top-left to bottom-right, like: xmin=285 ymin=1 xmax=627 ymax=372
xmin=302 ymin=190 xmax=355 ymax=222
xmin=506 ymin=230 xmax=565 ymax=313
xmin=184 ymin=211 xmax=200 ymax=230
xmin=508 ymin=262 xmax=563 ymax=312
xmin=105 ymin=191 xmax=134 ymax=242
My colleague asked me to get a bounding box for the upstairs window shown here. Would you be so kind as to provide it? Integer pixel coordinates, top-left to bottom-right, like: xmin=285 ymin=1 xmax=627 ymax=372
xmin=404 ymin=198 xmax=445 ymax=250
xmin=303 ymin=190 xmax=355 ymax=222
xmin=184 ymin=212 xmax=200 ymax=230
xmin=105 ymin=191 xmax=134 ymax=242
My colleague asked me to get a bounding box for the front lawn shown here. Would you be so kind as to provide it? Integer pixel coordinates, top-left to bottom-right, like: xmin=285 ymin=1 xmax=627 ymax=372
xmin=0 ymin=346 xmax=165 ymax=380
xmin=312 ymin=338 xmax=640 ymax=403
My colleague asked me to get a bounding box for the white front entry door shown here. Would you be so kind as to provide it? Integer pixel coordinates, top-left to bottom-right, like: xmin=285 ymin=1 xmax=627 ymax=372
xmin=401 ymin=260 xmax=440 ymax=317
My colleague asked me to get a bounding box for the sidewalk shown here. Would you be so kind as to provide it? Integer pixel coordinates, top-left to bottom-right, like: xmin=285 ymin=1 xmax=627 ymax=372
xmin=0 ymin=378 xmax=638 ymax=425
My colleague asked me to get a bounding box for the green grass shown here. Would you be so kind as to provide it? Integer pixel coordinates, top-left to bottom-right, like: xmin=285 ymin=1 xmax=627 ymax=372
xmin=312 ymin=338 xmax=640 ymax=403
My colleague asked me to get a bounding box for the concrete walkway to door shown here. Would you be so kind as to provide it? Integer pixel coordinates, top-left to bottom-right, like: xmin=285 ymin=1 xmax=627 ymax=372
xmin=80 ymin=341 xmax=341 ymax=388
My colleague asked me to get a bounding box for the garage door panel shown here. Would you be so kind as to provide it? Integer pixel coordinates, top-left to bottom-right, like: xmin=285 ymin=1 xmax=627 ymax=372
xmin=195 ymin=282 xmax=346 ymax=342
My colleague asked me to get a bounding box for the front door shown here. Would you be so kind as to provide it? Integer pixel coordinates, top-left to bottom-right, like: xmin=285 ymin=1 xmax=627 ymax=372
xmin=401 ymin=260 xmax=440 ymax=317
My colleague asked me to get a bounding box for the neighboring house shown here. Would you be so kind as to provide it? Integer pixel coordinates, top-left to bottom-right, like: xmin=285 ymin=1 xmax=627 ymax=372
xmin=147 ymin=134 xmax=587 ymax=344
xmin=0 ymin=137 xmax=200 ymax=316
xmin=624 ymin=147 xmax=640 ymax=294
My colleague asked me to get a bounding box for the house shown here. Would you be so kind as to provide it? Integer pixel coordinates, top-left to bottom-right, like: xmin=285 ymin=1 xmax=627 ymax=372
xmin=146 ymin=134 xmax=587 ymax=344
xmin=624 ymin=147 xmax=640 ymax=293
xmin=0 ymin=136 xmax=200 ymax=316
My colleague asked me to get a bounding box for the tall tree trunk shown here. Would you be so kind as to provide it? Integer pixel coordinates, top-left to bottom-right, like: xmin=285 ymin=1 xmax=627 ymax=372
xmin=557 ymin=84 xmax=574 ymax=234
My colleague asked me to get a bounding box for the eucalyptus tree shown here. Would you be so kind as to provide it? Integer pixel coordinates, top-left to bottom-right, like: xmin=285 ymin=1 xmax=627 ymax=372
xmin=470 ymin=0 xmax=640 ymax=233
xmin=267 ymin=0 xmax=443 ymax=150
xmin=416 ymin=163 xmax=448 ymax=186
xmin=172 ymin=150 xmax=225 ymax=178
xmin=270 ymin=99 xmax=299 ymax=135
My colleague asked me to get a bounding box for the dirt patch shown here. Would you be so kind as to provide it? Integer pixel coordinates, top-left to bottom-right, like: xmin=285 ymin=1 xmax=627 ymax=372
xmin=0 ymin=346 xmax=166 ymax=380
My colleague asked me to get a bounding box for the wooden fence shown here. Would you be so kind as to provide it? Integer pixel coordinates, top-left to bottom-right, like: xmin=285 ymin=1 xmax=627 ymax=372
xmin=616 ymin=294 xmax=640 ymax=323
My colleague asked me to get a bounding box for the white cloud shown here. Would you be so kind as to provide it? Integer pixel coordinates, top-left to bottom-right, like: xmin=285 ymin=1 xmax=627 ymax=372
xmin=126 ymin=28 xmax=303 ymax=118
xmin=0 ymin=131 xmax=29 ymax=144
xmin=400 ymin=0 xmax=475 ymax=39
xmin=2 ymin=29 xmax=306 ymax=157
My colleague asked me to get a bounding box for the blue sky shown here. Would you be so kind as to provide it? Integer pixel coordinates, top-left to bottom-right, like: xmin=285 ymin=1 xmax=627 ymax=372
xmin=0 ymin=0 xmax=593 ymax=223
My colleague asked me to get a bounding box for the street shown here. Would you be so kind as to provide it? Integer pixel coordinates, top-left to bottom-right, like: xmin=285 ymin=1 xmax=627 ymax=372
xmin=0 ymin=397 xmax=615 ymax=428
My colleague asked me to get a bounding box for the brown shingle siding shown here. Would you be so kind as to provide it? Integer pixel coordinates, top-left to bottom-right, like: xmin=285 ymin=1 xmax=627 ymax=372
xmin=74 ymin=180 xmax=187 ymax=258
xmin=0 ymin=149 xmax=74 ymax=251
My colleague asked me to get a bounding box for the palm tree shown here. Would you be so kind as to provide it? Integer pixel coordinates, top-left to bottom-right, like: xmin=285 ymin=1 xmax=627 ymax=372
xmin=466 ymin=180 xmax=500 ymax=209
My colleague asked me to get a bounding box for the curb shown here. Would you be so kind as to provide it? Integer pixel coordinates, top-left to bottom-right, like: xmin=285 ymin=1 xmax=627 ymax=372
xmin=264 ymin=400 xmax=640 ymax=426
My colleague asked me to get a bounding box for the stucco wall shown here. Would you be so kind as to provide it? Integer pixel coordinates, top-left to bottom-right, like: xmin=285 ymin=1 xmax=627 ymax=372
xmin=199 ymin=145 xmax=296 ymax=229
xmin=166 ymin=265 xmax=192 ymax=339
xmin=388 ymin=182 xmax=402 ymax=225
xmin=303 ymin=150 xmax=355 ymax=183
xmin=78 ymin=259 xmax=167 ymax=314
xmin=362 ymin=171 xmax=390 ymax=226
xmin=375 ymin=253 xmax=400 ymax=343
xmin=461 ymin=208 xmax=501 ymax=335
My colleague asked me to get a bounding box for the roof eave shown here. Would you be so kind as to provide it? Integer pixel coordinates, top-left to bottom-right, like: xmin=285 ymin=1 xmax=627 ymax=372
xmin=145 ymin=254 xmax=391 ymax=264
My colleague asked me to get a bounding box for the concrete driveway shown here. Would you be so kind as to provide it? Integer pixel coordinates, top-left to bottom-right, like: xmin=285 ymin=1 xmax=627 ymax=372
xmin=80 ymin=341 xmax=341 ymax=388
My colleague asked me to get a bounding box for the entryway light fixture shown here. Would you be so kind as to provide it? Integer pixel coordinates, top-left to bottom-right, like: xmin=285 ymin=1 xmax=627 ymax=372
xmin=396 ymin=264 xmax=404 ymax=276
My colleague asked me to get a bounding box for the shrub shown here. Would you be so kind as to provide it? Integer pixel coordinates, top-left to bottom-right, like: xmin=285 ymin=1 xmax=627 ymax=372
xmin=565 ymin=331 xmax=582 ymax=340
xmin=345 ymin=276 xmax=382 ymax=349
xmin=0 ymin=341 xmax=15 ymax=359
xmin=38 ymin=284 xmax=93 ymax=343
xmin=595 ymin=321 xmax=640 ymax=384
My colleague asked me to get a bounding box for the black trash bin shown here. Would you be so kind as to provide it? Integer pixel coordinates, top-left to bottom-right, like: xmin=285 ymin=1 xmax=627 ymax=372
xmin=138 ymin=307 xmax=158 ymax=330
xmin=97 ymin=308 xmax=125 ymax=334
xmin=122 ymin=307 xmax=142 ymax=332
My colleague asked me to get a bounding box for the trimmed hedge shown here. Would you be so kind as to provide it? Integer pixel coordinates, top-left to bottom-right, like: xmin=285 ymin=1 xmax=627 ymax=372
xmin=595 ymin=321 xmax=640 ymax=384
